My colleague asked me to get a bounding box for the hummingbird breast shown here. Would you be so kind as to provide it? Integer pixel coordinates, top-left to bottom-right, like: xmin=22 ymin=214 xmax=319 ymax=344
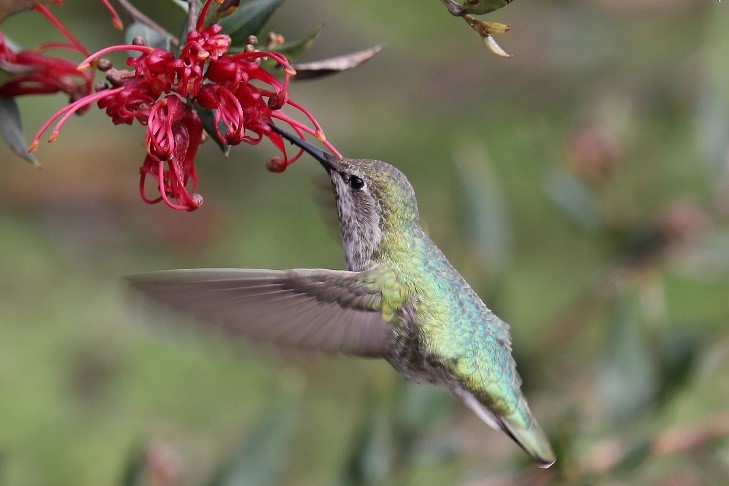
xmin=378 ymin=229 xmax=521 ymax=414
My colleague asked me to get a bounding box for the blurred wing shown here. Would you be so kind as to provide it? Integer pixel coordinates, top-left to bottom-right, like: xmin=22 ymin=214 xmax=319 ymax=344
xmin=126 ymin=268 xmax=391 ymax=357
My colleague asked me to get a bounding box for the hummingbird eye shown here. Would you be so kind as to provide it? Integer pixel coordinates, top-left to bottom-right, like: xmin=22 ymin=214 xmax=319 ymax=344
xmin=349 ymin=175 xmax=365 ymax=190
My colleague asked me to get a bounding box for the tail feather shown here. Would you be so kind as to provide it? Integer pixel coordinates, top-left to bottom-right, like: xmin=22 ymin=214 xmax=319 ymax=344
xmin=459 ymin=389 xmax=556 ymax=468
xmin=497 ymin=414 xmax=556 ymax=469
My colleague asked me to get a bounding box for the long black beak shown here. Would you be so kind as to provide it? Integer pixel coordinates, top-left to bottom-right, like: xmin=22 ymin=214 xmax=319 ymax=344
xmin=268 ymin=123 xmax=337 ymax=172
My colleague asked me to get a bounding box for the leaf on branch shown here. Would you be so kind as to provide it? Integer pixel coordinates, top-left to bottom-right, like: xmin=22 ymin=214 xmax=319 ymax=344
xmin=0 ymin=96 xmax=38 ymax=165
xmin=292 ymin=44 xmax=384 ymax=81
xmin=272 ymin=25 xmax=322 ymax=62
xmin=218 ymin=0 xmax=284 ymax=45
xmin=461 ymin=0 xmax=514 ymax=15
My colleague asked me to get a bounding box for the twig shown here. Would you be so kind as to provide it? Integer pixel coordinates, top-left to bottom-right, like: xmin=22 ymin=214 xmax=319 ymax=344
xmin=186 ymin=0 xmax=201 ymax=37
xmin=114 ymin=0 xmax=179 ymax=47
xmin=441 ymin=0 xmax=465 ymax=16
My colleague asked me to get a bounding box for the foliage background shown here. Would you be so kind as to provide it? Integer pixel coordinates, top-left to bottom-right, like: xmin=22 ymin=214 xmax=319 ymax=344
xmin=1 ymin=1 xmax=728 ymax=484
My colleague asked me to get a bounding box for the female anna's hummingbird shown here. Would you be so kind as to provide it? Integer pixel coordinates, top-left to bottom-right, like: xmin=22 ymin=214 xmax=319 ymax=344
xmin=128 ymin=127 xmax=555 ymax=468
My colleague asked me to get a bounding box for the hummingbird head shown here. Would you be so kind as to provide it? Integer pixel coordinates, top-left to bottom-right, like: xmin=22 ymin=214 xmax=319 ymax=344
xmin=270 ymin=125 xmax=419 ymax=271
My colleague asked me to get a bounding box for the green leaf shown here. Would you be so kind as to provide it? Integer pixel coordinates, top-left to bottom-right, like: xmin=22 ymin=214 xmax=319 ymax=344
xmin=207 ymin=0 xmax=243 ymax=23
xmin=196 ymin=105 xmax=230 ymax=156
xmin=166 ymin=0 xmax=189 ymax=12
xmin=0 ymin=96 xmax=38 ymax=165
xmin=218 ymin=0 xmax=284 ymax=45
xmin=462 ymin=0 xmax=514 ymax=15
xmin=124 ymin=22 xmax=171 ymax=51
xmin=292 ymin=45 xmax=384 ymax=81
xmin=272 ymin=25 xmax=322 ymax=62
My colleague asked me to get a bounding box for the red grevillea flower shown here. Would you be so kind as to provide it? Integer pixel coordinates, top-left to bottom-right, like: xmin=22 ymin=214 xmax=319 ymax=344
xmin=0 ymin=0 xmax=97 ymax=103
xmin=29 ymin=0 xmax=340 ymax=211
xmin=0 ymin=33 xmax=93 ymax=101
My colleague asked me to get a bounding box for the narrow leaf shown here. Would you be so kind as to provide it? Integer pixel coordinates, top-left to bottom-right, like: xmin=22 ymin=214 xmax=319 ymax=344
xmin=273 ymin=25 xmax=322 ymax=62
xmin=208 ymin=0 xmax=242 ymax=23
xmin=462 ymin=0 xmax=514 ymax=15
xmin=0 ymin=96 xmax=38 ymax=165
xmin=292 ymin=45 xmax=384 ymax=81
xmin=166 ymin=0 xmax=189 ymax=12
xmin=218 ymin=0 xmax=284 ymax=45
xmin=196 ymin=105 xmax=230 ymax=156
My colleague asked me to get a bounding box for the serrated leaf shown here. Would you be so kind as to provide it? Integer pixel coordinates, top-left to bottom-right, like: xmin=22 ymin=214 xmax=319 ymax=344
xmin=272 ymin=25 xmax=322 ymax=62
xmin=124 ymin=22 xmax=171 ymax=51
xmin=197 ymin=105 xmax=230 ymax=156
xmin=218 ymin=0 xmax=284 ymax=45
xmin=292 ymin=45 xmax=384 ymax=81
xmin=462 ymin=0 xmax=513 ymax=15
xmin=0 ymin=96 xmax=38 ymax=165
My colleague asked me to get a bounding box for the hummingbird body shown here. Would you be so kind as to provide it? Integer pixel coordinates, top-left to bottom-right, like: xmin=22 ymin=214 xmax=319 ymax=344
xmin=129 ymin=132 xmax=555 ymax=468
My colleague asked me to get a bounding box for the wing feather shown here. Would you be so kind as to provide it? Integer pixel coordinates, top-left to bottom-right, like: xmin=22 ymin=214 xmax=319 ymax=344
xmin=126 ymin=268 xmax=392 ymax=357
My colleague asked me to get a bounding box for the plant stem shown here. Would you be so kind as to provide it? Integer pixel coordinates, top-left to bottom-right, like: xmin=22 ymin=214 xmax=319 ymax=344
xmin=114 ymin=0 xmax=179 ymax=47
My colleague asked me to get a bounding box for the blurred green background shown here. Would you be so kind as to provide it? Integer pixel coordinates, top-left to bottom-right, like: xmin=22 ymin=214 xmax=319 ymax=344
xmin=1 ymin=1 xmax=729 ymax=484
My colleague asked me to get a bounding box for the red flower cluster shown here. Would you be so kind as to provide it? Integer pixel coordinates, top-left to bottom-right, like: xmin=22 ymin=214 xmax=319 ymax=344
xmin=0 ymin=33 xmax=92 ymax=102
xmin=30 ymin=0 xmax=339 ymax=211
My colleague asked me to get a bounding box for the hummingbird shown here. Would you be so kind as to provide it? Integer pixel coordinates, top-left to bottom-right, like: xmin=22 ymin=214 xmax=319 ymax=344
xmin=128 ymin=126 xmax=556 ymax=468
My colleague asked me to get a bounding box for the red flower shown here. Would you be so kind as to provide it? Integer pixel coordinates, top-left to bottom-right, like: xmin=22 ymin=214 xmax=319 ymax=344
xmin=0 ymin=34 xmax=92 ymax=102
xmin=140 ymin=96 xmax=203 ymax=210
xmin=30 ymin=0 xmax=340 ymax=211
